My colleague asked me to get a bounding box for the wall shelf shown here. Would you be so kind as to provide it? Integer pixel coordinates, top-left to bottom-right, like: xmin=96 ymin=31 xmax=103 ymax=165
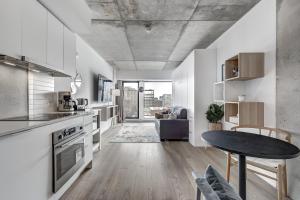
xmin=225 ymin=101 xmax=264 ymax=126
xmin=212 ymin=52 xmax=266 ymax=129
xmin=225 ymin=53 xmax=264 ymax=81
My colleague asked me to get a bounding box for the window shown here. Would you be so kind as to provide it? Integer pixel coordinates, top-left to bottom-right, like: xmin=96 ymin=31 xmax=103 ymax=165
xmin=143 ymin=82 xmax=172 ymax=118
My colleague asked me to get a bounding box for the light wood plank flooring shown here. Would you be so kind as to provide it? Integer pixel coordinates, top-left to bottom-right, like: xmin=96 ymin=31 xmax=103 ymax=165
xmin=61 ymin=124 xmax=276 ymax=200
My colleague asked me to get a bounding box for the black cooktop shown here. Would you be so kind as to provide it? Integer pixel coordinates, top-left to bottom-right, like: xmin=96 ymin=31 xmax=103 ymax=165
xmin=0 ymin=113 xmax=77 ymax=121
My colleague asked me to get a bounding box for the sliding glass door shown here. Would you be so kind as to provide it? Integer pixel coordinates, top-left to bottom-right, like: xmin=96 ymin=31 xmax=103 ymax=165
xmin=123 ymin=82 xmax=139 ymax=119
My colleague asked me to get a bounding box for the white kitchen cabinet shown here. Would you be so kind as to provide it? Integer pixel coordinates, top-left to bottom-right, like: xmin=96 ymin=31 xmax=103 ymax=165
xmin=85 ymin=131 xmax=93 ymax=164
xmin=0 ymin=128 xmax=52 ymax=200
xmin=22 ymin=0 xmax=47 ymax=64
xmin=63 ymin=27 xmax=77 ymax=77
xmin=0 ymin=116 xmax=91 ymax=200
xmin=84 ymin=115 xmax=93 ymax=163
xmin=0 ymin=0 xmax=22 ymax=57
xmin=47 ymin=12 xmax=64 ymax=71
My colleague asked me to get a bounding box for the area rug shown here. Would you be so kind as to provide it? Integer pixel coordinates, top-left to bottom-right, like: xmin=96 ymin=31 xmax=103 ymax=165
xmin=110 ymin=123 xmax=160 ymax=143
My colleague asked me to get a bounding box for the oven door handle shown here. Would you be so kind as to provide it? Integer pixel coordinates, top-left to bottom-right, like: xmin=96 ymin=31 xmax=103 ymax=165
xmin=56 ymin=132 xmax=86 ymax=150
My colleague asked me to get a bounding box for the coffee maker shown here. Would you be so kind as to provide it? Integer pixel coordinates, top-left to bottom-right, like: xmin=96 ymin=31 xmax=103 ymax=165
xmin=58 ymin=91 xmax=75 ymax=112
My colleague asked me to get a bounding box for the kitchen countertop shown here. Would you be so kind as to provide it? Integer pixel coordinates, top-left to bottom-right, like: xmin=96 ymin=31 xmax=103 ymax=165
xmin=0 ymin=111 xmax=94 ymax=138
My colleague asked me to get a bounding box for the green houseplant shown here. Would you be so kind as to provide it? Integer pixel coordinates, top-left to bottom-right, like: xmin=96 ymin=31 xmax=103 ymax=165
xmin=206 ymin=104 xmax=224 ymax=130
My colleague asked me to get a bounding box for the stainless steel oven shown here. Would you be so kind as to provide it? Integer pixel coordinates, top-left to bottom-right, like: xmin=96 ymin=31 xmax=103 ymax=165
xmin=52 ymin=125 xmax=86 ymax=192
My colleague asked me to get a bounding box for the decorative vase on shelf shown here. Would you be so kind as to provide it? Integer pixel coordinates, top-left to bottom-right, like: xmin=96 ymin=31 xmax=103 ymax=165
xmin=206 ymin=104 xmax=224 ymax=131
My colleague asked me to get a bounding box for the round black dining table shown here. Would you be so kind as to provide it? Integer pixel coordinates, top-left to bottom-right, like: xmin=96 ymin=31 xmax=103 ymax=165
xmin=202 ymin=130 xmax=300 ymax=200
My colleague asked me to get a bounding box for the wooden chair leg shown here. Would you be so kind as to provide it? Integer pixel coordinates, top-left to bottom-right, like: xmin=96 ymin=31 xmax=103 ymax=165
xmin=226 ymin=152 xmax=231 ymax=182
xmin=277 ymin=165 xmax=283 ymax=200
xmin=282 ymin=165 xmax=288 ymax=197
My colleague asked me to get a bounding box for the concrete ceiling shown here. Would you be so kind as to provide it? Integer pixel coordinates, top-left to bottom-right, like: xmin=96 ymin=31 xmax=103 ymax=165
xmin=82 ymin=0 xmax=260 ymax=71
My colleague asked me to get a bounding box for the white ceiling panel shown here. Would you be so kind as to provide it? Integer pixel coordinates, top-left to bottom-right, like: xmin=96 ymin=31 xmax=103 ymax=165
xmin=113 ymin=61 xmax=136 ymax=70
xmin=126 ymin=21 xmax=186 ymax=61
xmin=135 ymin=61 xmax=165 ymax=70
xmin=87 ymin=1 xmax=120 ymax=20
xmin=82 ymin=21 xmax=134 ymax=61
xmin=117 ymin=0 xmax=198 ymax=20
xmin=169 ymin=21 xmax=235 ymax=61
xmin=80 ymin=0 xmax=261 ymax=71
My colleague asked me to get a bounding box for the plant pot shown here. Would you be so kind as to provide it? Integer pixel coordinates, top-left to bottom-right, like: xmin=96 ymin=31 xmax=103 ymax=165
xmin=208 ymin=122 xmax=223 ymax=131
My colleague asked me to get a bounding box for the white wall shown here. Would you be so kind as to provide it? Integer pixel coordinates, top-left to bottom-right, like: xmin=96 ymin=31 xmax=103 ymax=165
xmin=173 ymin=51 xmax=194 ymax=143
xmin=55 ymin=36 xmax=115 ymax=133
xmin=117 ymin=70 xmax=172 ymax=81
xmin=276 ymin=0 xmax=300 ymax=199
xmin=194 ymin=50 xmax=216 ymax=146
xmin=208 ymin=0 xmax=276 ymax=128
xmin=172 ymin=50 xmax=216 ymax=146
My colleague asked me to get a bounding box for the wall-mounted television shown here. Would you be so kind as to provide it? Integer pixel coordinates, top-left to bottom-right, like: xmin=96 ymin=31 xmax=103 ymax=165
xmin=97 ymin=75 xmax=112 ymax=103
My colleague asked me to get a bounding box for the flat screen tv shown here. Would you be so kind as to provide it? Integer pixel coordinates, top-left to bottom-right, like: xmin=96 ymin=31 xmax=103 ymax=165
xmin=97 ymin=75 xmax=112 ymax=103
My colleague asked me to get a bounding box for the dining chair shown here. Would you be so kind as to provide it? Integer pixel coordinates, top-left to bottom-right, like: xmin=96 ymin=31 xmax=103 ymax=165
xmin=226 ymin=125 xmax=291 ymax=200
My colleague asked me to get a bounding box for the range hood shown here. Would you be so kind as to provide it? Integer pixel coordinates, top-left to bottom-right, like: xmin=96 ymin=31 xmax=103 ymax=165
xmin=0 ymin=55 xmax=71 ymax=77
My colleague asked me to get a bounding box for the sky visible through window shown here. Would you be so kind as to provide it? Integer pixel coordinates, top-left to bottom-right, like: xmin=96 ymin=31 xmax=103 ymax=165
xmin=144 ymin=82 xmax=172 ymax=97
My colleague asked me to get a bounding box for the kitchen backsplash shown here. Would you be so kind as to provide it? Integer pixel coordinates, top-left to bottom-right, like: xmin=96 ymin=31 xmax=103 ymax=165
xmin=28 ymin=71 xmax=57 ymax=115
xmin=0 ymin=64 xmax=28 ymax=119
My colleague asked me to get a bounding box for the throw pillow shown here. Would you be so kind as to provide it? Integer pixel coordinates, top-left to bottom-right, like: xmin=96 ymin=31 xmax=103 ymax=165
xmin=163 ymin=114 xmax=169 ymax=119
xmin=195 ymin=178 xmax=221 ymax=200
xmin=168 ymin=112 xmax=177 ymax=120
xmin=205 ymin=165 xmax=242 ymax=200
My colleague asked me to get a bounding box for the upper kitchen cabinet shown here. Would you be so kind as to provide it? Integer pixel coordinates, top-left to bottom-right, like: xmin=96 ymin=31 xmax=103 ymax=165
xmin=0 ymin=0 xmax=22 ymax=57
xmin=63 ymin=27 xmax=76 ymax=77
xmin=22 ymin=0 xmax=47 ymax=64
xmin=47 ymin=12 xmax=64 ymax=71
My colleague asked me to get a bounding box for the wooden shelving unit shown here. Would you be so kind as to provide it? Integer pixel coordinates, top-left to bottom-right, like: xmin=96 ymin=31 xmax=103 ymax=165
xmin=225 ymin=101 xmax=264 ymax=126
xmin=225 ymin=53 xmax=264 ymax=81
xmin=213 ymin=52 xmax=266 ymax=128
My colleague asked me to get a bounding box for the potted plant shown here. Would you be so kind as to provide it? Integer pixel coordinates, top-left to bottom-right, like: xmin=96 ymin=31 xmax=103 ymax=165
xmin=206 ymin=104 xmax=224 ymax=130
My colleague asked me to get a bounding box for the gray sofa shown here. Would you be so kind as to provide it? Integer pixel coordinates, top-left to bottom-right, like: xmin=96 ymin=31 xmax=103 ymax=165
xmin=154 ymin=107 xmax=189 ymax=141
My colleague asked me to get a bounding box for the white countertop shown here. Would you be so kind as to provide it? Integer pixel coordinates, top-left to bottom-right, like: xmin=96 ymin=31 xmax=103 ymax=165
xmin=0 ymin=111 xmax=93 ymax=138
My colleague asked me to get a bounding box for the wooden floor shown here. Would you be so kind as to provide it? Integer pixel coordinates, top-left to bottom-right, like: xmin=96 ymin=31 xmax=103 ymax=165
xmin=61 ymin=124 xmax=277 ymax=200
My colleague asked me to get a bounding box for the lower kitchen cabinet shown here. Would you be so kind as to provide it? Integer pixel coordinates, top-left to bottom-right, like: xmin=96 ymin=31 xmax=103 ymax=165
xmin=0 ymin=115 xmax=93 ymax=200
xmin=84 ymin=115 xmax=94 ymax=163
xmin=85 ymin=131 xmax=93 ymax=164
xmin=0 ymin=127 xmax=51 ymax=200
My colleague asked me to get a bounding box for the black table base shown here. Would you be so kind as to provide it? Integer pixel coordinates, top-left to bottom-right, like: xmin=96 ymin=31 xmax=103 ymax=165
xmin=239 ymin=155 xmax=246 ymax=200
